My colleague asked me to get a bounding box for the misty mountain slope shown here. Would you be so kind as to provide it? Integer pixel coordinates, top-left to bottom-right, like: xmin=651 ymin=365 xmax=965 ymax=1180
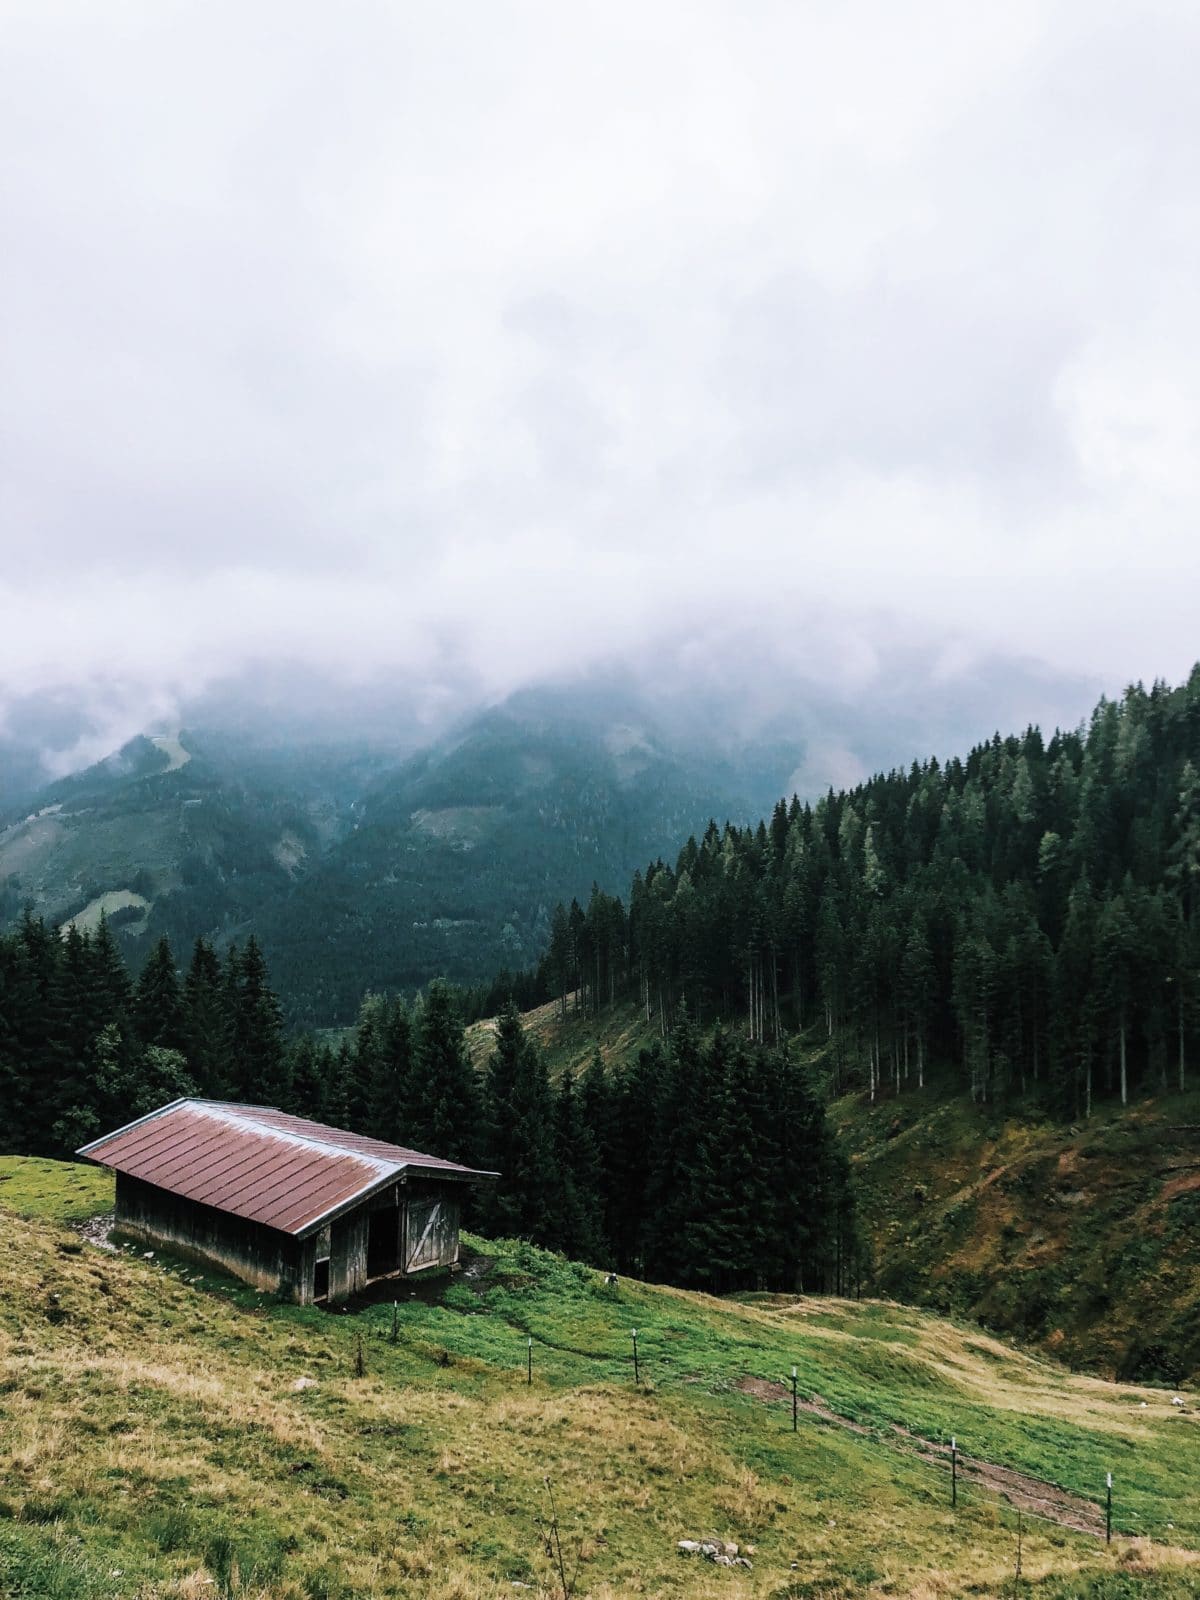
xmin=0 ymin=731 xmax=329 ymax=940
xmin=254 ymin=694 xmax=800 ymax=1024
xmin=0 ymin=689 xmax=801 ymax=1024
xmin=0 ymin=655 xmax=1100 ymax=1026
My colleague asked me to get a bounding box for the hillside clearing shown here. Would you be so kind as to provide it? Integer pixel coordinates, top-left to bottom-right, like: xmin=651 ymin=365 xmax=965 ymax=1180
xmin=149 ymin=734 xmax=191 ymax=772
xmin=834 ymin=1074 xmax=1200 ymax=1385
xmin=57 ymin=888 xmax=150 ymax=934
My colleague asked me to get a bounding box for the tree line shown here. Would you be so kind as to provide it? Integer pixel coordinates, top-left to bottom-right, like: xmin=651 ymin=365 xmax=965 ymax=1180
xmin=0 ymin=915 xmax=856 ymax=1292
xmin=497 ymin=670 xmax=1200 ymax=1120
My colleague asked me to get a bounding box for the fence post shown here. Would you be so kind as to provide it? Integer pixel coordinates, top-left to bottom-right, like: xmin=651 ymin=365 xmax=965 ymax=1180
xmin=1106 ymin=1472 xmax=1112 ymax=1544
xmin=791 ymin=1366 xmax=798 ymax=1432
xmin=527 ymin=1336 xmax=532 ymax=1386
xmin=632 ymin=1328 xmax=639 ymax=1384
xmin=951 ymin=1436 xmax=957 ymax=1509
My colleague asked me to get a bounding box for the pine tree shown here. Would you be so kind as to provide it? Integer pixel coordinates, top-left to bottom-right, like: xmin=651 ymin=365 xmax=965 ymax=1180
xmin=182 ymin=937 xmax=230 ymax=1096
xmin=410 ymin=981 xmax=481 ymax=1165
xmin=134 ymin=937 xmax=185 ymax=1052
xmin=367 ymin=1000 xmax=414 ymax=1144
xmin=288 ymin=1034 xmax=327 ymax=1120
xmin=551 ymin=1068 xmax=606 ymax=1263
xmin=901 ymin=920 xmax=935 ymax=1089
xmin=231 ymin=937 xmax=289 ymax=1106
xmin=480 ymin=1001 xmax=556 ymax=1238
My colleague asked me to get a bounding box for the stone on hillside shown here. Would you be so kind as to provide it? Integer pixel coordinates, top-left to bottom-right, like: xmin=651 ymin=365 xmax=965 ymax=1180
xmin=676 ymin=1539 xmax=750 ymax=1569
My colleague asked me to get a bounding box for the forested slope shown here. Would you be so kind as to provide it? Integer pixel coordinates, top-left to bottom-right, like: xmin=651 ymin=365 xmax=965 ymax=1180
xmin=0 ymin=689 xmax=802 ymax=1025
xmin=522 ymin=668 xmax=1200 ymax=1123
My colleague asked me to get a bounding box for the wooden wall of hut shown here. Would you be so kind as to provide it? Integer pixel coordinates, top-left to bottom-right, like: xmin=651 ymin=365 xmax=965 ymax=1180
xmin=113 ymin=1173 xmax=313 ymax=1300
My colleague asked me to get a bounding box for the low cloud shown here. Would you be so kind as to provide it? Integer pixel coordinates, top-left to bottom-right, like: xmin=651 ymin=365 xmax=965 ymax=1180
xmin=2 ymin=1 xmax=1197 ymax=748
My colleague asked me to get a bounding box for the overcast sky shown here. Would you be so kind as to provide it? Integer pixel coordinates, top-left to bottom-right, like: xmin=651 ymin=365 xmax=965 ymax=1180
xmin=2 ymin=1 xmax=1199 ymax=743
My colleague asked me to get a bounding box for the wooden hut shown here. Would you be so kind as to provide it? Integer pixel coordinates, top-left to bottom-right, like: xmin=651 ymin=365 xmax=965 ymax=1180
xmin=79 ymin=1099 xmax=496 ymax=1305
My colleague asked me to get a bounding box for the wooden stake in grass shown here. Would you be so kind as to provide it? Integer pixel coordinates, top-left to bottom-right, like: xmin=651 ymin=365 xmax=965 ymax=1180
xmin=631 ymin=1328 xmax=639 ymax=1384
xmin=540 ymin=1475 xmax=582 ymax=1600
xmin=354 ymin=1331 xmax=365 ymax=1380
xmin=1106 ymin=1472 xmax=1112 ymax=1544
xmin=390 ymin=1301 xmax=399 ymax=1344
xmin=527 ymin=1336 xmax=533 ymax=1386
xmin=1013 ymin=1507 xmax=1023 ymax=1599
xmin=791 ymin=1365 xmax=798 ymax=1432
xmin=951 ymin=1436 xmax=957 ymax=1509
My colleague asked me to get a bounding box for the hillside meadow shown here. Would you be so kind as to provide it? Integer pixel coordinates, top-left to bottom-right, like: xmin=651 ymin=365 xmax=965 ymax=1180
xmin=1 ymin=1159 xmax=1199 ymax=1598
xmin=465 ymin=999 xmax=1200 ymax=1388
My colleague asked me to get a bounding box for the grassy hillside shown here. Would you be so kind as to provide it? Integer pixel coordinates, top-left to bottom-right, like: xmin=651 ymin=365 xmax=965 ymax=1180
xmin=3 ymin=1162 xmax=1200 ymax=1599
xmin=834 ymin=1076 xmax=1200 ymax=1389
xmin=465 ymin=998 xmax=654 ymax=1079
xmin=465 ymin=1002 xmax=1200 ymax=1389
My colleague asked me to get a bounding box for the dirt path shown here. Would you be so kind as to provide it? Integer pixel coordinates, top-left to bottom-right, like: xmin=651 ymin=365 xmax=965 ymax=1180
xmin=735 ymin=1377 xmax=1105 ymax=1538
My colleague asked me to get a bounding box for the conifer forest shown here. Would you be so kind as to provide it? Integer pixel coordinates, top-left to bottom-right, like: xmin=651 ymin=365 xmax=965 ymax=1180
xmin=514 ymin=672 xmax=1200 ymax=1122
xmin=7 ymin=668 xmax=1200 ymax=1301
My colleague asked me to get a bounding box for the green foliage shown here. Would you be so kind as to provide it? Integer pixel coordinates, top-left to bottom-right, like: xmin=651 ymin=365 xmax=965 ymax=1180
xmin=504 ymin=669 xmax=1200 ymax=1121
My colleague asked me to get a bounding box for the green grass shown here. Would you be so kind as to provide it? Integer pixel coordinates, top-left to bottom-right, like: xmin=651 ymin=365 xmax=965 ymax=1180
xmin=2 ymin=1161 xmax=1199 ymax=1599
xmin=831 ymin=1069 xmax=1200 ymax=1387
xmin=0 ymin=1156 xmax=114 ymax=1222
xmin=466 ymin=997 xmax=654 ymax=1082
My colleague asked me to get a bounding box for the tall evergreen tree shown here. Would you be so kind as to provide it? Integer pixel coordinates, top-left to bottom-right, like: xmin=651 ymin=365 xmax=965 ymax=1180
xmin=182 ymin=937 xmax=230 ymax=1097
xmin=231 ymin=936 xmax=289 ymax=1106
xmin=409 ymin=980 xmax=481 ymax=1165
xmin=133 ymin=937 xmax=185 ymax=1052
xmin=480 ymin=1001 xmax=556 ymax=1237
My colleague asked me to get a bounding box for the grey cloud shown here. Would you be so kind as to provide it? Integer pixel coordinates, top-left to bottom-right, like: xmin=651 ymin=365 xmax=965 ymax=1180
xmin=1 ymin=0 xmax=1198 ymax=736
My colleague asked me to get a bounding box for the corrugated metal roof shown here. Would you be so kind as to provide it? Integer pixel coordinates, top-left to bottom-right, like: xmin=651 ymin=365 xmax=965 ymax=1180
xmin=78 ymin=1099 xmax=495 ymax=1238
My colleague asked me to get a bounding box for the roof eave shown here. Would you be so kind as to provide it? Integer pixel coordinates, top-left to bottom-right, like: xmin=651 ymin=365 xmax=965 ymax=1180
xmin=292 ymin=1162 xmax=499 ymax=1238
xmin=75 ymin=1097 xmax=191 ymax=1161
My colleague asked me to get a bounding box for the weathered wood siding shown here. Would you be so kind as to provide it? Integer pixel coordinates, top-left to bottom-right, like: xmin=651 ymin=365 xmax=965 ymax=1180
xmin=328 ymin=1208 xmax=368 ymax=1302
xmin=404 ymin=1191 xmax=461 ymax=1272
xmin=114 ymin=1173 xmax=308 ymax=1299
xmin=113 ymin=1173 xmax=467 ymax=1306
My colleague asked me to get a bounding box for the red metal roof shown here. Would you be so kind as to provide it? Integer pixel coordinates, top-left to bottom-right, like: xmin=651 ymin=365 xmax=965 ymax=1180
xmin=78 ymin=1099 xmax=493 ymax=1238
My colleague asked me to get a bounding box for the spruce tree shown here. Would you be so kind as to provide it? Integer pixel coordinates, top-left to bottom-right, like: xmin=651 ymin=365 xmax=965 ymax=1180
xmin=134 ymin=937 xmax=185 ymax=1052
xmin=367 ymin=1000 xmax=414 ymax=1144
xmin=231 ymin=937 xmax=289 ymax=1106
xmin=480 ymin=1001 xmax=556 ymax=1237
xmin=182 ymin=937 xmax=230 ymax=1097
xmin=410 ymin=980 xmax=482 ymax=1165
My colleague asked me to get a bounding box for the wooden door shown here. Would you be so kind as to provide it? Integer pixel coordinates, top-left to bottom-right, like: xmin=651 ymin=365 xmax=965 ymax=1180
xmin=404 ymin=1198 xmax=454 ymax=1273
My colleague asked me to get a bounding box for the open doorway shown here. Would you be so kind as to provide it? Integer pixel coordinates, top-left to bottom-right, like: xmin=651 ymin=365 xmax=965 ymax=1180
xmin=367 ymin=1206 xmax=401 ymax=1280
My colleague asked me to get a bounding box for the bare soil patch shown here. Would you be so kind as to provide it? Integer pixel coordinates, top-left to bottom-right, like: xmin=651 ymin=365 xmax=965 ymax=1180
xmin=74 ymin=1212 xmax=117 ymax=1251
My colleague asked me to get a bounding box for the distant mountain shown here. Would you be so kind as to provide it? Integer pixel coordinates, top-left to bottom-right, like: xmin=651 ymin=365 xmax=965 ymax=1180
xmin=0 ymin=730 xmax=339 ymax=947
xmin=0 ymin=690 xmax=802 ymax=1024
xmin=251 ymin=687 xmax=802 ymax=1024
xmin=0 ymin=651 xmax=1101 ymax=1026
